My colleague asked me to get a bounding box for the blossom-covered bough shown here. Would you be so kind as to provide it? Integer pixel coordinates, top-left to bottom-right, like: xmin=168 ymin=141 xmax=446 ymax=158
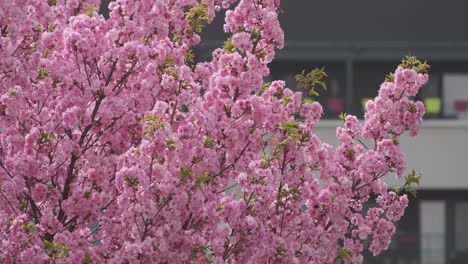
xmin=0 ymin=0 xmax=429 ymax=263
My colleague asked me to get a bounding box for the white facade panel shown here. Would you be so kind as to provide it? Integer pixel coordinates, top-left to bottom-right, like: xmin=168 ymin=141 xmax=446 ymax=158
xmin=313 ymin=120 xmax=468 ymax=189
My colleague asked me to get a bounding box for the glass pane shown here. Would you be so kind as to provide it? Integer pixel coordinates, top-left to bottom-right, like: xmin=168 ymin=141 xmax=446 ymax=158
xmin=442 ymin=73 xmax=468 ymax=119
xmin=420 ymin=201 xmax=445 ymax=264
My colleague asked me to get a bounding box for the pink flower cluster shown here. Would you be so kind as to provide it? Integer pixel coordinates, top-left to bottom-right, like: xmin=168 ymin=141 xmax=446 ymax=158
xmin=0 ymin=0 xmax=427 ymax=263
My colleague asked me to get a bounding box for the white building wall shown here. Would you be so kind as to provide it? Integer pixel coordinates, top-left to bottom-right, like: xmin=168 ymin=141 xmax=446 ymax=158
xmin=313 ymin=120 xmax=468 ymax=189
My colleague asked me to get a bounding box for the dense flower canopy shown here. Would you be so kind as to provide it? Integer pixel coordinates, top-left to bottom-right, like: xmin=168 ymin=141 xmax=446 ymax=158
xmin=0 ymin=0 xmax=428 ymax=263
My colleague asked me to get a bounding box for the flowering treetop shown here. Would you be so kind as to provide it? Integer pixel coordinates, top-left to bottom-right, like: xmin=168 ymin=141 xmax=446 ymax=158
xmin=0 ymin=0 xmax=428 ymax=263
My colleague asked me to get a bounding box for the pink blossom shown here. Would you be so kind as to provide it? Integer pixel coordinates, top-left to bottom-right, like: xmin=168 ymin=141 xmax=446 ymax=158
xmin=232 ymin=32 xmax=253 ymax=51
xmin=0 ymin=0 xmax=428 ymax=263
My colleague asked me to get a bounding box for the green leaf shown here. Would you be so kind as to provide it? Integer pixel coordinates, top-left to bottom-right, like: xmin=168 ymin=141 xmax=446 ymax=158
xmin=185 ymin=1 xmax=210 ymax=33
xmin=38 ymin=66 xmax=49 ymax=80
xmin=38 ymin=131 xmax=55 ymax=144
xmin=180 ymin=165 xmax=193 ymax=180
xmin=404 ymin=185 xmax=418 ymax=197
xmin=81 ymin=253 xmax=93 ymax=264
xmin=184 ymin=49 xmax=195 ymax=64
xmin=403 ymin=169 xmax=421 ymax=197
xmin=333 ymin=246 xmax=352 ymax=263
xmin=47 ymin=24 xmax=55 ymax=32
xmin=164 ymin=68 xmax=177 ymax=77
xmin=274 ymin=247 xmax=288 ymax=256
xmin=259 ymin=82 xmax=271 ymax=95
xmin=194 ymin=172 xmax=213 ymax=189
xmin=189 ymin=244 xmax=213 ymax=263
xmin=281 ymin=96 xmax=292 ymax=105
xmin=158 ymin=56 xmax=175 ymax=72
xmin=301 ymin=97 xmax=314 ymax=104
xmin=52 ymin=78 xmax=61 ymax=87
xmin=141 ymin=36 xmax=149 ymax=44
xmin=166 ymin=139 xmax=176 ymax=150
xmin=42 ymin=240 xmax=70 ymax=258
xmin=204 ymin=133 xmax=216 ymax=149
xmin=295 ymin=67 xmax=327 ymax=98
xmin=172 ymin=34 xmax=182 ymax=42
xmin=86 ymin=6 xmax=97 ymax=17
xmin=124 ymin=176 xmax=140 ymax=191
xmin=143 ymin=115 xmax=167 ymax=136
xmin=20 ymin=221 xmax=38 ymax=234
xmin=405 ymin=169 xmax=421 ymax=185
xmin=338 ymin=112 xmax=347 ymax=123
xmin=385 ymin=72 xmax=395 ymax=82
xmin=223 ymin=37 xmax=237 ymax=53
xmin=280 ymin=120 xmax=300 ymax=135
xmin=406 ymin=103 xmax=416 ymax=113
xmin=399 ymin=56 xmax=431 ymax=73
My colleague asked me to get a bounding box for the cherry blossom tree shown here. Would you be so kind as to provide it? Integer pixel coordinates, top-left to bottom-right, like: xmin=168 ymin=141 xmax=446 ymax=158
xmin=0 ymin=0 xmax=429 ymax=263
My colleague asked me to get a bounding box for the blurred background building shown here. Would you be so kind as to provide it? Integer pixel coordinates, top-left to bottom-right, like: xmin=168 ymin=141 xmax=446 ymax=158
xmin=101 ymin=0 xmax=468 ymax=263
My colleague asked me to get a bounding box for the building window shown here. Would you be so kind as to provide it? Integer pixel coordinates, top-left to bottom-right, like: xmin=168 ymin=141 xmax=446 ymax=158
xmin=420 ymin=200 xmax=446 ymax=264
xmin=443 ymin=74 xmax=468 ymax=119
